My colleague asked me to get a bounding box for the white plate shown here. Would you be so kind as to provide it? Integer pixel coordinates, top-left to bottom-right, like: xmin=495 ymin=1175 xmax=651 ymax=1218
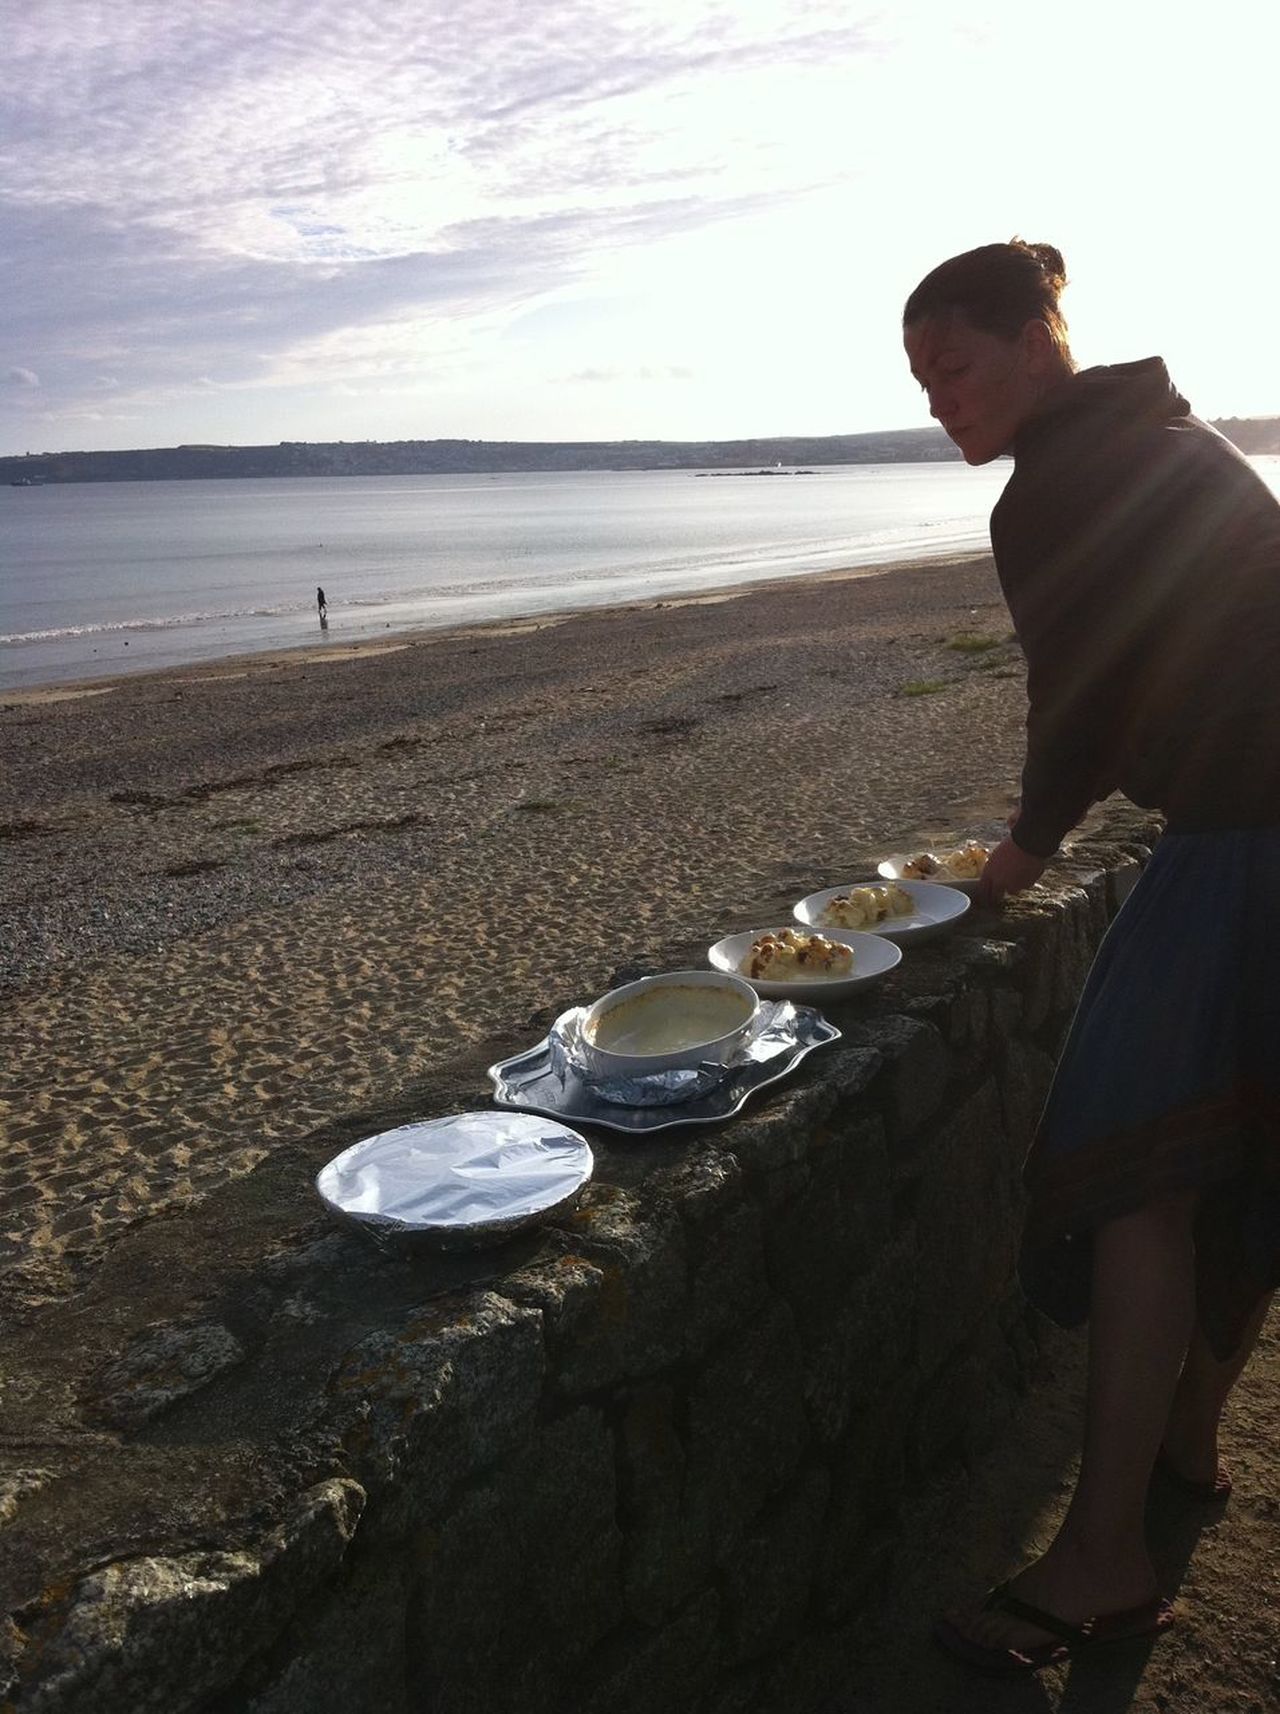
xmin=707 ymin=926 xmax=902 ymax=999
xmin=793 ymin=878 xmax=970 ymax=943
xmin=316 ymin=1111 xmax=593 ymax=1250
xmin=876 ymin=851 xmax=990 ymax=897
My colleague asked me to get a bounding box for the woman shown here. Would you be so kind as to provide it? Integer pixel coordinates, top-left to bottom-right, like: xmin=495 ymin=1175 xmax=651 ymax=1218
xmin=903 ymin=240 xmax=1280 ymax=1675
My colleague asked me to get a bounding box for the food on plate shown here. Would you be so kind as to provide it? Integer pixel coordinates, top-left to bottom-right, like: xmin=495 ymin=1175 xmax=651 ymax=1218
xmin=901 ymin=851 xmax=941 ymax=878
xmin=898 ymin=842 xmax=990 ymax=880
xmin=822 ymin=882 xmax=915 ymax=929
xmin=939 ymin=840 xmax=990 ymax=878
xmin=740 ymin=928 xmax=854 ymax=981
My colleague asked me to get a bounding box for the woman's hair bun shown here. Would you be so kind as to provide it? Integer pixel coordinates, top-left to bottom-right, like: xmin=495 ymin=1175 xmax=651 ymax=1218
xmin=903 ymin=238 xmax=1073 ymax=355
xmin=1013 ymin=239 xmax=1067 ymax=294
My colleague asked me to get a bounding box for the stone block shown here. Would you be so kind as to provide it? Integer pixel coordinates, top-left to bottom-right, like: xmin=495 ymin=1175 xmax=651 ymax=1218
xmin=85 ymin=1319 xmax=246 ymax=1431
xmin=946 ymin=986 xmax=990 ymax=1053
xmin=725 ymin=1048 xmax=882 ymax=1174
xmin=650 ymin=1151 xmax=768 ymax=1357
xmin=815 ymin=1522 xmax=897 ymax=1624
xmin=550 ymin=1191 xmax=688 ymax=1378
xmin=646 ymin=1149 xmax=744 ymax=1225
xmin=949 ymin=932 xmax=1024 ymax=981
xmin=1018 ymin=878 xmax=1107 ymax=1036
xmin=758 ymin=1623 xmax=876 ymax=1714
xmin=988 ymin=984 xmax=1024 ymax=1038
xmin=752 ymin=1156 xmax=811 ymax=1211
xmin=405 ymin=1408 xmax=621 ymax=1714
xmin=685 ymin=1200 xmax=769 ymax=1359
xmin=910 ymin=1349 xmax=978 ymax=1473
xmin=240 ymin=1555 xmax=409 ymax=1714
xmin=575 ymin=1590 xmax=721 ymax=1714
xmin=839 ymin=1017 xmax=952 ymax=1145
xmin=12 ymin=1479 xmax=364 ymax=1714
xmin=500 ymin=1252 xmax=616 ymax=1396
xmin=328 ymin=1292 xmax=544 ymax=1531
xmin=910 ymin=1317 xmax=1024 ymax=1478
xmin=1052 ymin=886 xmax=1107 ymax=1018
xmin=795 ymin=1236 xmax=917 ymax=1447
xmin=700 ymin=1665 xmax=763 ymax=1714
xmin=762 ymin=1123 xmax=891 ymax=1331
xmin=997 ymin=1038 xmax=1058 ymax=1154
xmin=618 ymin=1384 xmax=712 ymax=1624
xmin=686 ymin=1303 xmax=811 ymax=1559
xmin=812 ymin=1383 xmax=914 ymax=1623
xmin=1007 ymin=900 xmax=1062 ymax=1037
xmin=720 ymin=1467 xmax=830 ymax=1665
xmin=1106 ymin=854 xmax=1141 ymax=911
xmin=913 ymin=1081 xmax=1017 ymax=1375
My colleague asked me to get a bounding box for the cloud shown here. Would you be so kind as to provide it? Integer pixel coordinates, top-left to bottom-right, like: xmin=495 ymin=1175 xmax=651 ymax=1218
xmin=0 ymin=2 xmax=889 ymax=446
xmin=565 ymin=364 xmax=692 ymax=382
xmin=6 ymin=368 xmax=40 ymax=386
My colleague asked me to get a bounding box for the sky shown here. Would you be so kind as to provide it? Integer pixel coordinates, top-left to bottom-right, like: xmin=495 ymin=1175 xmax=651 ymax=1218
xmin=3 ymin=0 xmax=1278 ymax=456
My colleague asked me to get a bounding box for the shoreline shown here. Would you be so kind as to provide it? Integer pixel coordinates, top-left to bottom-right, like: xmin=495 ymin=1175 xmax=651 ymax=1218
xmin=0 ymin=546 xmax=990 ymax=704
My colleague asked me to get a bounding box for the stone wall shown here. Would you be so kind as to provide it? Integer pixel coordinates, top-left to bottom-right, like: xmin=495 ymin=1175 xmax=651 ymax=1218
xmin=2 ymin=815 xmax=1158 ymax=1714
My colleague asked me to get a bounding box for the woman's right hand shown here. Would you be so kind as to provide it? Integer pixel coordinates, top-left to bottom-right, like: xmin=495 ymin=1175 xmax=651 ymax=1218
xmin=976 ymin=835 xmax=1046 ymax=907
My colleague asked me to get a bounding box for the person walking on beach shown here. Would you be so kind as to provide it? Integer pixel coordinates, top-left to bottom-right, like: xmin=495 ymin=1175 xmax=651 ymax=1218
xmin=903 ymin=239 xmax=1280 ymax=1676
xmin=316 ymin=585 xmax=328 ymax=621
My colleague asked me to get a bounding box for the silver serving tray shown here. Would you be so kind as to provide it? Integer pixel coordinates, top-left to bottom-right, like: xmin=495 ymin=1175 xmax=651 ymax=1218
xmin=487 ymin=1006 xmax=840 ymax=1135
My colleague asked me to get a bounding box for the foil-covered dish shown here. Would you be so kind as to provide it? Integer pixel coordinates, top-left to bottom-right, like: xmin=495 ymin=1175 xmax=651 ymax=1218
xmin=489 ymin=1001 xmax=840 ymax=1135
xmin=315 ymin=1111 xmax=593 ymax=1252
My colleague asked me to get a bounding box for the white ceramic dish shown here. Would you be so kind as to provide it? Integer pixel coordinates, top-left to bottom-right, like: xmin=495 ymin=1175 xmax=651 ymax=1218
xmin=877 ymin=849 xmax=991 ymax=897
xmin=793 ymin=878 xmax=970 ymax=943
xmin=707 ymin=926 xmax=902 ymax=999
xmin=579 ymin=968 xmax=760 ymax=1079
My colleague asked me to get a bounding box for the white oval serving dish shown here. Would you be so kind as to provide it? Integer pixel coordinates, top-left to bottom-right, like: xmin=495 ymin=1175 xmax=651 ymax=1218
xmin=579 ymin=968 xmax=759 ymax=1079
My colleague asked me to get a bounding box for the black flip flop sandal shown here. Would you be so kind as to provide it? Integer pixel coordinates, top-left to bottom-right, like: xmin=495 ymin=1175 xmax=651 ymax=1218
xmin=933 ymin=1579 xmax=1175 ymax=1677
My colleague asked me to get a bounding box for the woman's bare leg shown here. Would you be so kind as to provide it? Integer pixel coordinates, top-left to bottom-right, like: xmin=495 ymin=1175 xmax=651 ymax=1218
xmin=950 ymin=1191 xmax=1199 ymax=1653
xmin=1162 ymin=1290 xmax=1275 ymax=1484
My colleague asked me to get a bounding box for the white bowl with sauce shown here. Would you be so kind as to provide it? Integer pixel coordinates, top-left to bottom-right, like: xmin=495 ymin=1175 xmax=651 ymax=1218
xmin=580 ymin=969 xmax=760 ymax=1079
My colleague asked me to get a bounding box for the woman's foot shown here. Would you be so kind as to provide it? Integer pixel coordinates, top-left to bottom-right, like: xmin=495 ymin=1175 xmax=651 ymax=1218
xmin=936 ymin=1535 xmax=1163 ymax=1667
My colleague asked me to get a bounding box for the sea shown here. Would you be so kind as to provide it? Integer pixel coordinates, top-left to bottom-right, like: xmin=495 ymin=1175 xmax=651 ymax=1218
xmin=3 ymin=458 xmax=1277 ymax=693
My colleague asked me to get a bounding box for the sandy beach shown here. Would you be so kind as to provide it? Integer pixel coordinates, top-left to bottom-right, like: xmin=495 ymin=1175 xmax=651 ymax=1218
xmin=1 ymin=550 xmax=1030 ymax=1308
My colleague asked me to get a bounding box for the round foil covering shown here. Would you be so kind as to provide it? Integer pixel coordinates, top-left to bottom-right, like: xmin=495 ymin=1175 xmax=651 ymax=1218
xmin=316 ymin=1111 xmax=593 ymax=1251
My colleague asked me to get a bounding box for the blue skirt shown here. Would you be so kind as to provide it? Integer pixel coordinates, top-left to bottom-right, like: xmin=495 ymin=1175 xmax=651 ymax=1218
xmin=1020 ymin=827 xmax=1280 ymax=1358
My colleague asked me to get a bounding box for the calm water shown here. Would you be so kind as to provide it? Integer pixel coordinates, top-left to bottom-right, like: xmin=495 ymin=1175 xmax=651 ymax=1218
xmin=3 ymin=458 xmax=1274 ymax=692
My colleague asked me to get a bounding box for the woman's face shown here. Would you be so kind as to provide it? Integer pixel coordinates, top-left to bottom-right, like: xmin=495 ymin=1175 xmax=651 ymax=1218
xmin=904 ymin=314 xmax=1051 ymax=465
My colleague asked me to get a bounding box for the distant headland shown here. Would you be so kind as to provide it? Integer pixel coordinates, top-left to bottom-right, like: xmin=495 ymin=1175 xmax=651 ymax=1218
xmin=3 ymin=417 xmax=1278 ymax=485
